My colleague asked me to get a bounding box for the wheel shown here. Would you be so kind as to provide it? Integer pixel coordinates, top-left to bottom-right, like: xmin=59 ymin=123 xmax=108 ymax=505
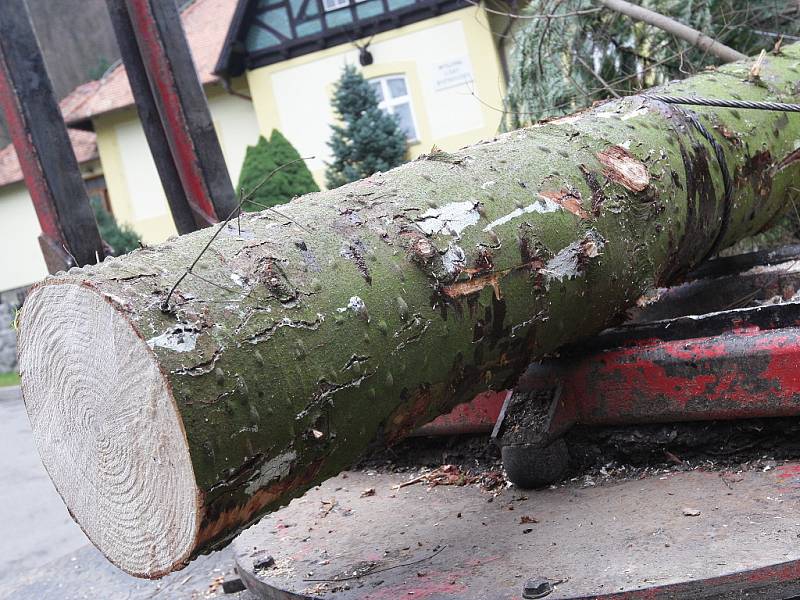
xmin=501 ymin=438 xmax=570 ymax=488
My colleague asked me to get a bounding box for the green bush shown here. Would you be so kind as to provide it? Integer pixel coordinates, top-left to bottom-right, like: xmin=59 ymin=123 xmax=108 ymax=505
xmin=325 ymin=65 xmax=407 ymax=189
xmin=90 ymin=197 xmax=141 ymax=256
xmin=237 ymin=130 xmax=319 ymax=211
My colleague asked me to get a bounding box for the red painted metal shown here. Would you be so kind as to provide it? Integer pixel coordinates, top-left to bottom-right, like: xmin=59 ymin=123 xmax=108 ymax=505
xmin=564 ymin=326 xmax=800 ymax=427
xmin=565 ymin=558 xmax=800 ymax=599
xmin=419 ymin=316 xmax=800 ymax=439
xmin=412 ymin=390 xmax=509 ymax=436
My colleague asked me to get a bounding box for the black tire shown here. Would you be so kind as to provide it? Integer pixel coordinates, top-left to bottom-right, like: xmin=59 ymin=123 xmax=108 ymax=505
xmin=502 ymin=438 xmax=570 ymax=488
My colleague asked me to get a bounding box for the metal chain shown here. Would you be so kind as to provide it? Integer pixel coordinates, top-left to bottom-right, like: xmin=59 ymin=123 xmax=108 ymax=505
xmin=646 ymin=94 xmax=800 ymax=113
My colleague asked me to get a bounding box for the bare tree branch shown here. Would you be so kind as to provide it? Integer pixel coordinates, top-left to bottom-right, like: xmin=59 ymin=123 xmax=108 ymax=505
xmin=596 ymin=0 xmax=747 ymax=63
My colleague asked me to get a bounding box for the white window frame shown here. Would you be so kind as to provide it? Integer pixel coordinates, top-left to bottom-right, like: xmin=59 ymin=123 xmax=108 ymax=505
xmin=369 ymin=74 xmax=420 ymax=143
xmin=322 ymin=0 xmax=365 ymax=12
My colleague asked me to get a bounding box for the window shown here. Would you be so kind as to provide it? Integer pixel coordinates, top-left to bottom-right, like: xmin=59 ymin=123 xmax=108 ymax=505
xmin=369 ymin=75 xmax=419 ymax=142
xmin=322 ymin=0 xmax=365 ymax=12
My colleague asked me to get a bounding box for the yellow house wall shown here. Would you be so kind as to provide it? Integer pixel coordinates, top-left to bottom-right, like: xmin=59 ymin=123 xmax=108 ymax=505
xmin=94 ymin=82 xmax=261 ymax=245
xmin=245 ymin=6 xmax=505 ymax=186
xmin=0 ymin=158 xmax=105 ymax=292
xmin=0 ymin=182 xmax=49 ymax=291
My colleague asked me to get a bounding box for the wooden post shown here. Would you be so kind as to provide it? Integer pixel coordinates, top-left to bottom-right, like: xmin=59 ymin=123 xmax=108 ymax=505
xmin=121 ymin=0 xmax=238 ymax=222
xmin=0 ymin=0 xmax=105 ymax=272
xmin=106 ymin=0 xmax=206 ymax=234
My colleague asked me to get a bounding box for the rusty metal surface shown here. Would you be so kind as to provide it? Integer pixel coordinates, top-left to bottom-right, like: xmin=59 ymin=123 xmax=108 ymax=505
xmin=233 ymin=467 xmax=800 ymax=599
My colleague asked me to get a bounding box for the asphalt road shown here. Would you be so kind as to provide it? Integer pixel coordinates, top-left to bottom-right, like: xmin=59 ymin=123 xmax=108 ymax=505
xmin=0 ymin=386 xmax=253 ymax=600
xmin=0 ymin=386 xmax=88 ymax=585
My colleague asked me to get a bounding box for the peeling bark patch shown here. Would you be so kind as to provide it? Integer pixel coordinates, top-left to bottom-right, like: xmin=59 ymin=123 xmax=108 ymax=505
xmin=148 ymin=325 xmax=199 ymax=352
xmin=416 ymin=201 xmax=480 ymax=236
xmin=257 ymin=259 xmax=298 ymax=305
xmin=737 ymin=150 xmax=773 ymax=200
xmin=773 ymin=146 xmax=800 ymax=173
xmin=597 ymin=146 xmax=650 ymax=192
xmin=544 ymin=230 xmax=606 ymax=282
xmin=197 ymin=458 xmax=324 ymax=551
xmin=174 ymin=348 xmax=223 ymax=376
xmin=244 ymin=451 xmax=297 ymax=495
xmin=442 ymin=242 xmax=466 ymax=277
xmin=579 ymin=164 xmax=607 ymax=216
xmin=442 ymin=273 xmax=502 ymax=300
xmin=538 ymin=188 xmax=590 ymax=219
xmin=410 ymin=236 xmax=438 ymax=264
xmin=246 ymin=315 xmax=323 ymax=344
xmin=340 ymin=241 xmax=372 ymax=284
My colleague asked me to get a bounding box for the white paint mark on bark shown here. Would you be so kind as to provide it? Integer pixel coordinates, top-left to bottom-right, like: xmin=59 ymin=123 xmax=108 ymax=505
xmin=482 ymin=196 xmax=561 ymax=231
xmin=416 ymin=201 xmax=480 ymax=236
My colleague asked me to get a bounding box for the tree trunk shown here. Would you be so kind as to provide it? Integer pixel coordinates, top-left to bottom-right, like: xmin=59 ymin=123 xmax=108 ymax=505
xmin=18 ymin=45 xmax=800 ymax=578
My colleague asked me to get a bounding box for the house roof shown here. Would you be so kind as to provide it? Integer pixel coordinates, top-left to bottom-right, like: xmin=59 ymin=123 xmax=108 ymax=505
xmin=0 ymin=129 xmax=98 ymax=188
xmin=61 ymin=0 xmax=239 ymax=128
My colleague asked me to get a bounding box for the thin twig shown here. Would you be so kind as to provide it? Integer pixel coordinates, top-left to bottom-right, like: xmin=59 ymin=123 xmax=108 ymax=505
xmin=574 ymin=54 xmax=622 ymax=98
xmin=160 ymin=157 xmax=312 ymax=312
xmin=302 ymin=545 xmax=448 ymax=582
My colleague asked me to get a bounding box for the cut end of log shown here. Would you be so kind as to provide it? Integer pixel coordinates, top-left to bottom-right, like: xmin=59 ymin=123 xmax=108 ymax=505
xmin=17 ymin=282 xmax=200 ymax=578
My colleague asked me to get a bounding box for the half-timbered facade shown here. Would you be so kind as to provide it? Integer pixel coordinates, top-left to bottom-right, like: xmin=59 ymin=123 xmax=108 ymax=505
xmin=1 ymin=0 xmax=509 ymax=295
xmin=217 ymin=0 xmax=507 ymax=184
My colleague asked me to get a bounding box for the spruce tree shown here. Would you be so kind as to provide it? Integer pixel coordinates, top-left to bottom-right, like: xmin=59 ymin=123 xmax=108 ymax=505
xmin=90 ymin=197 xmax=141 ymax=256
xmin=506 ymin=0 xmax=800 ymax=129
xmin=237 ymin=130 xmax=319 ymax=212
xmin=325 ymin=65 xmax=407 ymax=189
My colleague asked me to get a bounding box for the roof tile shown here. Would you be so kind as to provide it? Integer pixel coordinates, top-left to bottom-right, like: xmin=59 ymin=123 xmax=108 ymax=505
xmin=61 ymin=0 xmax=238 ymax=125
xmin=0 ymin=129 xmax=98 ymax=188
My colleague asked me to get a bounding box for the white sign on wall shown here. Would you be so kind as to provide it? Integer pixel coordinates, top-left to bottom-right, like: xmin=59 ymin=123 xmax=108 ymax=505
xmin=433 ymin=56 xmax=474 ymax=91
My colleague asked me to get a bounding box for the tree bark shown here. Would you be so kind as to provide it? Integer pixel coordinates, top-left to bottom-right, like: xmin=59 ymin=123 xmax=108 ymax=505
xmin=18 ymin=45 xmax=800 ymax=578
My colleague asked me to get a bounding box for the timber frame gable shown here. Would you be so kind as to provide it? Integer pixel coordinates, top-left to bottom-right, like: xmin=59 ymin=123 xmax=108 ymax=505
xmin=215 ymin=0 xmax=467 ymax=76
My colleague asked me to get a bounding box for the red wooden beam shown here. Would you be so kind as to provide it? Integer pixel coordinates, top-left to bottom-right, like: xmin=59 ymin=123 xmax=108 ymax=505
xmin=0 ymin=0 xmax=105 ymax=272
xmin=122 ymin=0 xmax=238 ymax=223
xmin=106 ymin=0 xmax=204 ymax=234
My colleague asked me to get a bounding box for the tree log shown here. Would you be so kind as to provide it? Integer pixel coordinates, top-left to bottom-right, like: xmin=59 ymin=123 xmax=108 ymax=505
xmin=18 ymin=45 xmax=800 ymax=578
